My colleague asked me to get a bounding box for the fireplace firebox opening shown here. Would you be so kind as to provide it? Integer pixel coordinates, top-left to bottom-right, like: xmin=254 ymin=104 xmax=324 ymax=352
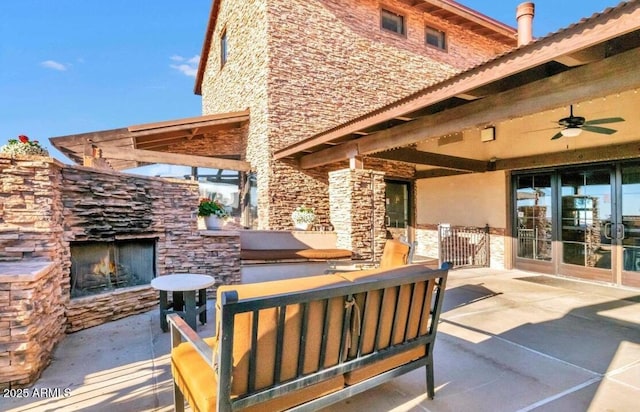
xmin=70 ymin=239 xmax=157 ymax=298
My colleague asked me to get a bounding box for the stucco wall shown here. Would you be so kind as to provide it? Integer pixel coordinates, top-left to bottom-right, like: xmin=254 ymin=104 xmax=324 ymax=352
xmin=199 ymin=0 xmax=514 ymax=229
xmin=416 ymin=170 xmax=508 ymax=228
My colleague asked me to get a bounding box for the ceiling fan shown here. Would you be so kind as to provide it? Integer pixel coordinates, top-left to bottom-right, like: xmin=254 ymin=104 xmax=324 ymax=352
xmin=551 ymin=105 xmax=625 ymax=140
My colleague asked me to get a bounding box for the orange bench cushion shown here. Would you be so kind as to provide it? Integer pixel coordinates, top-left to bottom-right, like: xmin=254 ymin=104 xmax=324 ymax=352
xmin=336 ymin=264 xmax=436 ymax=385
xmin=172 ymin=337 xmax=345 ymax=412
xmin=240 ymin=248 xmax=351 ymax=261
xmin=379 ymin=239 xmax=411 ymax=269
xmin=216 ymin=275 xmax=350 ymax=397
xmin=171 ymin=337 xmax=218 ymax=412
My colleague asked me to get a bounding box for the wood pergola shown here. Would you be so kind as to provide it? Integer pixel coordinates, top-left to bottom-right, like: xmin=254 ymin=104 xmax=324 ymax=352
xmin=50 ymin=111 xmax=251 ymax=171
xmin=274 ymin=2 xmax=640 ymax=176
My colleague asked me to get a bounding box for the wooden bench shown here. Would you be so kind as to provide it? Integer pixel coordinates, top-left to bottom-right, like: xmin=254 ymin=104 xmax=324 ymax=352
xmin=168 ymin=263 xmax=450 ymax=411
xmin=239 ymin=230 xmax=352 ymax=264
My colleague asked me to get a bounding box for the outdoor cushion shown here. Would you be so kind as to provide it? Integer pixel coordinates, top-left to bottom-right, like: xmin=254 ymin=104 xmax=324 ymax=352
xmin=240 ymin=248 xmax=351 ymax=261
xmin=171 ymin=336 xmax=345 ymax=412
xmin=344 ymin=346 xmax=426 ymax=385
xmin=171 ymin=337 xmax=218 ymax=412
xmin=242 ymin=375 xmax=344 ymax=412
xmin=337 ymin=265 xmax=437 ymax=381
xmin=215 ymin=275 xmax=350 ymax=397
xmin=378 ymin=239 xmax=411 ymax=269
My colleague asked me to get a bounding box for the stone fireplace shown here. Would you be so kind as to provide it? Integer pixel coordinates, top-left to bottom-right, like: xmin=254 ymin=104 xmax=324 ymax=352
xmin=70 ymin=238 xmax=157 ymax=298
xmin=1 ymin=154 xmax=241 ymax=388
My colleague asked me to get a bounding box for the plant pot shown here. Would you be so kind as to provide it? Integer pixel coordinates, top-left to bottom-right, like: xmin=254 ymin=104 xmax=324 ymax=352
xmin=294 ymin=222 xmax=313 ymax=231
xmin=204 ymin=215 xmax=223 ymax=230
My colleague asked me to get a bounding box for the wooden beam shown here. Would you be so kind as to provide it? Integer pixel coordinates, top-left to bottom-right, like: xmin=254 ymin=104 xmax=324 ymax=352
xmin=128 ymin=110 xmax=249 ymax=132
xmin=415 ymin=169 xmax=471 ymax=179
xmin=299 ymin=47 xmax=640 ymax=169
xmin=129 ymin=115 xmax=247 ymax=138
xmin=494 ymin=141 xmax=640 ymax=171
xmin=50 ymin=128 xmax=131 ymax=147
xmin=274 ymin=4 xmax=640 ymax=160
xmin=99 ymin=147 xmax=251 ymax=171
xmin=370 ymin=148 xmax=488 ymax=172
xmin=554 ymin=44 xmax=606 ymax=67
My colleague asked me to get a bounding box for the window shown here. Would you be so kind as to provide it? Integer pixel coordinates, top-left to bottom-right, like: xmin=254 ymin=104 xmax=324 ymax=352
xmin=220 ymin=29 xmax=228 ymax=68
xmin=381 ymin=9 xmax=405 ymax=36
xmin=426 ymin=26 xmax=446 ymax=50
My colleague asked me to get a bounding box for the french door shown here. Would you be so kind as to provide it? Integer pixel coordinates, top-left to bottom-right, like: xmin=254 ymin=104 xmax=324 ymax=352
xmin=385 ymin=180 xmax=411 ymax=240
xmin=514 ymin=163 xmax=640 ymax=288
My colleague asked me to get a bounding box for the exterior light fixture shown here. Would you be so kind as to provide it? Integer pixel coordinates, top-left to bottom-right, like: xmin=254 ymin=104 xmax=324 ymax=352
xmin=560 ymin=127 xmax=582 ymax=137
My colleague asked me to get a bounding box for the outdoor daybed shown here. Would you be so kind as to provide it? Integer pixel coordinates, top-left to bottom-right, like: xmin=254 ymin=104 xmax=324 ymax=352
xmin=168 ymin=262 xmax=450 ymax=411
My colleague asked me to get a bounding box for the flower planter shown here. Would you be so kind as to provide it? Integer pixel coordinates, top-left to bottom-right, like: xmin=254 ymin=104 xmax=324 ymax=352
xmin=291 ymin=206 xmax=316 ymax=231
xmin=204 ymin=215 xmax=223 ymax=230
xmin=294 ymin=222 xmax=313 ymax=231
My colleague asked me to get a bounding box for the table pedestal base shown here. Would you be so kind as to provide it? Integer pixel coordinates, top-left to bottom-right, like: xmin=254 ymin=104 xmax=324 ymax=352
xmin=159 ymin=288 xmax=207 ymax=332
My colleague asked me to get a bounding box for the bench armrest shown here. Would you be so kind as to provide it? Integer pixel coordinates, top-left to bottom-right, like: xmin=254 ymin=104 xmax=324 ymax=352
xmin=167 ymin=313 xmax=215 ymax=368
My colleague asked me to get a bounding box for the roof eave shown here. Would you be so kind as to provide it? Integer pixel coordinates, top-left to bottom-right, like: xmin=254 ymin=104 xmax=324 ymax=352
xmin=194 ymin=0 xmax=221 ymax=96
xmin=274 ymin=1 xmax=640 ymax=161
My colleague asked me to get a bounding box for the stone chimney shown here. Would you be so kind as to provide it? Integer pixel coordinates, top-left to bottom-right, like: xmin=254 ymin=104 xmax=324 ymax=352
xmin=516 ymin=2 xmax=535 ymax=46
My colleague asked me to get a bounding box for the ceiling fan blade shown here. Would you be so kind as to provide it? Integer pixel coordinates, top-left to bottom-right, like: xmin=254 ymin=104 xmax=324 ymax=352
xmin=551 ymin=131 xmax=564 ymax=140
xmin=582 ymin=125 xmax=618 ymax=135
xmin=584 ymin=117 xmax=625 ymax=125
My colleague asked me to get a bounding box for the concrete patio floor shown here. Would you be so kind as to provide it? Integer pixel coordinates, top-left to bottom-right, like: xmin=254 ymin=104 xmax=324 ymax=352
xmin=4 ymin=268 xmax=640 ymax=412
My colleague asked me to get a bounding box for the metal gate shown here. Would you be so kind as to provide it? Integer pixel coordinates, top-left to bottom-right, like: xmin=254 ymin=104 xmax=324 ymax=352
xmin=438 ymin=224 xmax=490 ymax=268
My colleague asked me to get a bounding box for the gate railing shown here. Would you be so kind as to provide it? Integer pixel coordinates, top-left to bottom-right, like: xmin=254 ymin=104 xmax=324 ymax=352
xmin=438 ymin=224 xmax=490 ymax=268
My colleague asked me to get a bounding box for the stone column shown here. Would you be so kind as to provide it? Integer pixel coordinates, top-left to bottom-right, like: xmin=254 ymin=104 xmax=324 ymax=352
xmin=329 ymin=169 xmax=386 ymax=260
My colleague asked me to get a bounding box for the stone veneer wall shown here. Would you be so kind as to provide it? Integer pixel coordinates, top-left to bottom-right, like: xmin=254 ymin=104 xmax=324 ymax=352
xmin=329 ymin=169 xmax=386 ymax=260
xmin=200 ymin=0 xmax=514 ymax=230
xmin=0 ymin=155 xmax=65 ymax=263
xmin=60 ymin=166 xmax=241 ymax=329
xmin=0 ymin=155 xmax=240 ymax=344
xmin=0 ymin=261 xmax=66 ymax=389
xmin=0 ymin=155 xmax=66 ymax=388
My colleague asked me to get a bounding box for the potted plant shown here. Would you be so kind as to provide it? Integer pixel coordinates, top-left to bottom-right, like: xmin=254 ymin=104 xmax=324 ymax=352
xmin=198 ymin=198 xmax=229 ymax=230
xmin=1 ymin=135 xmax=49 ymax=156
xmin=291 ymin=205 xmax=316 ymax=230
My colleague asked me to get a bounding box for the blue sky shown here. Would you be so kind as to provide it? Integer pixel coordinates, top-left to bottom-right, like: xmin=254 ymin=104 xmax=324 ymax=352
xmin=0 ymin=0 xmax=624 ymax=165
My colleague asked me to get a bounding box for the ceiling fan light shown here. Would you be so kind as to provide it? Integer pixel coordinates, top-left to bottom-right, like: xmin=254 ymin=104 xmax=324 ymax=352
xmin=561 ymin=127 xmax=582 ymax=137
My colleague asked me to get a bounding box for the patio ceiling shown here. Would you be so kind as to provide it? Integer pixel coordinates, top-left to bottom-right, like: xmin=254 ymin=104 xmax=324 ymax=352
xmin=274 ymin=2 xmax=640 ymax=176
xmin=50 ymin=111 xmax=251 ymax=171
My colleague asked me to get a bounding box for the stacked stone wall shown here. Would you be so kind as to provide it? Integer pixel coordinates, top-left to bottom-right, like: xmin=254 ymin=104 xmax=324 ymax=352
xmin=60 ymin=166 xmax=241 ymax=328
xmin=200 ymin=0 xmax=271 ymax=227
xmin=200 ymin=0 xmax=514 ymax=230
xmin=0 ymin=156 xmax=242 ymax=387
xmin=0 ymin=155 xmax=65 ymax=263
xmin=0 ymin=261 xmax=66 ymax=389
xmin=329 ymin=169 xmax=386 ymax=260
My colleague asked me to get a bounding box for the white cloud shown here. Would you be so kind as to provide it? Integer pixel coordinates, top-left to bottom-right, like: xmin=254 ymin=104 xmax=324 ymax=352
xmin=40 ymin=60 xmax=69 ymax=71
xmin=170 ymin=54 xmax=200 ymax=78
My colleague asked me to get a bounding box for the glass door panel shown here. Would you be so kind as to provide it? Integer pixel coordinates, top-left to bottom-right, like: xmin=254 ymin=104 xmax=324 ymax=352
xmin=516 ymin=174 xmax=552 ymax=261
xmin=621 ymin=165 xmax=640 ymax=287
xmin=560 ymin=169 xmax=613 ymax=270
xmin=385 ymin=181 xmax=410 ymax=240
